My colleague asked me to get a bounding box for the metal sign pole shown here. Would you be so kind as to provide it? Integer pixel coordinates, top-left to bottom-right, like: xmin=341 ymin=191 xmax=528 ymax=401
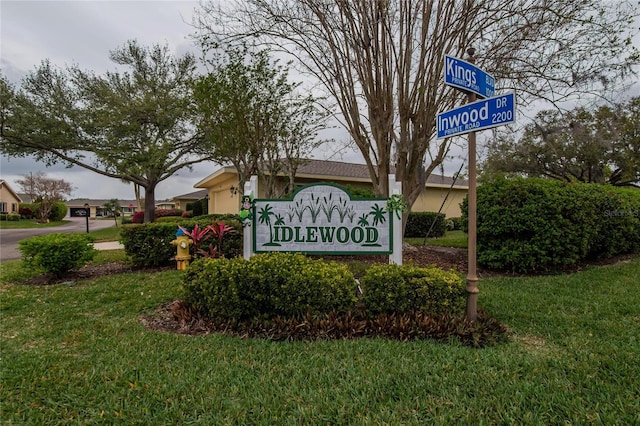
xmin=466 ymin=48 xmax=479 ymax=321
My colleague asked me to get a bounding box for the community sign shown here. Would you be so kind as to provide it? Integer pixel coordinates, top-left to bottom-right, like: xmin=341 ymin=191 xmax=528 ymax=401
xmin=252 ymin=184 xmax=393 ymax=255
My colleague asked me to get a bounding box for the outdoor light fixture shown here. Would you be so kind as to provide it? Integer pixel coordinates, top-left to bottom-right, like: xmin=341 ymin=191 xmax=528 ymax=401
xmin=84 ymin=203 xmax=90 ymax=233
xmin=229 ymin=186 xmax=238 ymax=196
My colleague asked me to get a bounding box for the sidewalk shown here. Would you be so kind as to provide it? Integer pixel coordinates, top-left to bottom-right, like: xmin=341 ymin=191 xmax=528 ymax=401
xmin=93 ymin=241 xmax=125 ymax=250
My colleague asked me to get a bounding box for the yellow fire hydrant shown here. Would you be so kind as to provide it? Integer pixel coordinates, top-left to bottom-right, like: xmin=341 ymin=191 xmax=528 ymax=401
xmin=171 ymin=229 xmax=193 ymax=270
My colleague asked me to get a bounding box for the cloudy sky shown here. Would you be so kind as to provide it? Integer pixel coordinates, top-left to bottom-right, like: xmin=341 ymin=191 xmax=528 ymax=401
xmin=1 ymin=1 xmax=638 ymax=201
xmin=1 ymin=0 xmax=218 ymax=200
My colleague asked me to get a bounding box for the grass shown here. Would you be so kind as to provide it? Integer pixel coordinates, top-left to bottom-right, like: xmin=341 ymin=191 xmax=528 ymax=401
xmin=1 ymin=253 xmax=638 ymax=424
xmin=88 ymin=224 xmax=123 ymax=242
xmin=406 ymin=230 xmax=468 ymax=248
xmin=0 ymin=219 xmax=71 ymax=229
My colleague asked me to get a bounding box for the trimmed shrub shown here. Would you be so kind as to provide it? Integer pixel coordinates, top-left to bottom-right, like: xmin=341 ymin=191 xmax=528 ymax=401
xmin=155 ymin=216 xmax=184 ymax=223
xmin=18 ymin=233 xmax=97 ymax=278
xmin=449 ymin=217 xmax=464 ymax=231
xmin=19 ymin=204 xmax=34 ymax=219
xmin=131 ymin=211 xmax=145 ymax=224
xmin=155 ymin=208 xmax=183 ymax=219
xmin=120 ymin=223 xmax=182 ymax=267
xmin=131 ymin=209 xmax=183 ymax=223
xmin=359 ymin=264 xmax=466 ymax=316
xmin=182 ymin=253 xmax=358 ymax=321
xmin=0 ymin=213 xmax=20 ymax=221
xmin=404 ymin=212 xmax=447 ymax=238
xmin=461 ymin=177 xmax=640 ymax=273
xmin=48 ymin=201 xmax=68 ymax=222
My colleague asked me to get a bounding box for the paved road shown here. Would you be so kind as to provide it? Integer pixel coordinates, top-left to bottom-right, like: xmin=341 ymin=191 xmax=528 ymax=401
xmin=0 ymin=218 xmax=118 ymax=261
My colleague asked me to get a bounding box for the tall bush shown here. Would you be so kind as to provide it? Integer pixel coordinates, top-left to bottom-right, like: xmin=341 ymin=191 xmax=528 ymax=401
xmin=461 ymin=177 xmax=640 ymax=273
xmin=48 ymin=201 xmax=68 ymax=221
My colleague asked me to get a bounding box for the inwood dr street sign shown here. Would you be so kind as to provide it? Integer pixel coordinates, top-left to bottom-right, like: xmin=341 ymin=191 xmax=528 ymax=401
xmin=436 ymin=92 xmax=515 ymax=139
xmin=444 ymin=54 xmax=495 ymax=99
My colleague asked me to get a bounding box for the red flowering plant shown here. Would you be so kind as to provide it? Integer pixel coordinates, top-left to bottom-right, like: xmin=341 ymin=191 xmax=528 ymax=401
xmin=178 ymin=221 xmax=235 ymax=259
xmin=198 ymin=221 xmax=235 ymax=258
xmin=178 ymin=223 xmax=212 ymax=258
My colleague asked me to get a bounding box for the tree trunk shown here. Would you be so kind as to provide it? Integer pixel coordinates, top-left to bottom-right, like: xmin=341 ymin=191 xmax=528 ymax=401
xmin=144 ymin=185 xmax=156 ymax=223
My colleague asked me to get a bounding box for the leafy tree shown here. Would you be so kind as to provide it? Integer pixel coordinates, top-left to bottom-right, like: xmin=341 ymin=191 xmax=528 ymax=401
xmin=482 ymin=97 xmax=640 ymax=187
xmin=192 ymin=0 xmax=639 ymax=212
xmin=102 ymin=198 xmax=122 ymax=227
xmin=14 ymin=172 xmax=73 ymax=223
xmin=0 ymin=40 xmax=215 ymax=223
xmin=194 ymin=45 xmax=329 ymax=198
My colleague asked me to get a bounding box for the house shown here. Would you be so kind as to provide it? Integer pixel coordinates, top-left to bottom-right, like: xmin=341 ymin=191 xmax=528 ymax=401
xmin=193 ymin=159 xmax=468 ymax=218
xmin=0 ymin=180 xmax=22 ymax=214
xmin=172 ymin=189 xmax=207 ymax=211
xmin=66 ymin=199 xmax=140 ymax=218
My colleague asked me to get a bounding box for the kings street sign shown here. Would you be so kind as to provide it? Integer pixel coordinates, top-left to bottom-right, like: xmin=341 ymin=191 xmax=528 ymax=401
xmin=436 ymin=92 xmax=515 ymax=139
xmin=444 ymin=54 xmax=495 ymax=99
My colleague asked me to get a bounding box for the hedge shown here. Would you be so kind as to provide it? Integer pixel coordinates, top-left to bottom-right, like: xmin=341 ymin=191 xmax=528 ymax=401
xmin=120 ymin=216 xmax=243 ymax=267
xmin=461 ymin=177 xmax=640 ymax=273
xmin=359 ymin=264 xmax=466 ymax=316
xmin=404 ymin=212 xmax=447 ymax=238
xmin=182 ymin=253 xmax=358 ymax=320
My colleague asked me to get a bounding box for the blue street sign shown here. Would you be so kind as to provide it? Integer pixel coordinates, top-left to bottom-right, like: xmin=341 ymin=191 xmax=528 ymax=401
xmin=436 ymin=92 xmax=515 ymax=139
xmin=444 ymin=54 xmax=495 ymax=99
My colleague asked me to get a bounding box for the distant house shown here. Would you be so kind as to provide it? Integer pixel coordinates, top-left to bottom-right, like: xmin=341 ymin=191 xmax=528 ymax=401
xmin=17 ymin=193 xmax=34 ymax=204
xmin=172 ymin=189 xmax=208 ymax=211
xmin=193 ymin=159 xmax=468 ymax=218
xmin=0 ymin=180 xmax=22 ymax=214
xmin=66 ymin=199 xmax=139 ymax=218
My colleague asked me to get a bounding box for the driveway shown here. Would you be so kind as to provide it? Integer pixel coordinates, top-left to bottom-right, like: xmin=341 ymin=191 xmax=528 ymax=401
xmin=0 ymin=218 xmax=118 ymax=262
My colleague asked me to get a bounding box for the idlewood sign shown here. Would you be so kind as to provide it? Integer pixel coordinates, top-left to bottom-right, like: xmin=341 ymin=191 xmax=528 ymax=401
xmin=252 ymin=184 xmax=393 ymax=255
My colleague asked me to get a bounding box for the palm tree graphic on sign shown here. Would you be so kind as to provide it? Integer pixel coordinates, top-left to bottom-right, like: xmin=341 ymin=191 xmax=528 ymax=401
xmin=369 ymin=204 xmax=387 ymax=226
xmin=258 ymin=204 xmax=280 ymax=246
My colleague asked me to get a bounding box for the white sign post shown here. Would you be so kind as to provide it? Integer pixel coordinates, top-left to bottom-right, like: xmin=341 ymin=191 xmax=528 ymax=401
xmin=243 ymin=176 xmax=258 ymax=260
xmin=389 ymin=174 xmax=403 ymax=265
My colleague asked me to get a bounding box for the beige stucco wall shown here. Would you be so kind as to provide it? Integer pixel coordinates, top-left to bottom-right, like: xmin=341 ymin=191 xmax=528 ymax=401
xmin=0 ymin=185 xmax=21 ymax=213
xmin=411 ymin=187 xmax=467 ymax=218
xmin=206 ymin=176 xmax=244 ymax=214
xmin=201 ymin=173 xmax=467 ymax=217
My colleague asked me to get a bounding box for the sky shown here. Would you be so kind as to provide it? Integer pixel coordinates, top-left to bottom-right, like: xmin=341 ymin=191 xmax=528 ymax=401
xmin=1 ymin=1 xmax=638 ymax=201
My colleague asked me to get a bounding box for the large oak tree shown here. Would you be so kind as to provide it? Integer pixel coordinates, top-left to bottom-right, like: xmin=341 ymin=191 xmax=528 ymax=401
xmin=192 ymin=0 xmax=639 ymax=213
xmin=1 ymin=41 xmax=213 ymax=223
xmin=482 ymin=97 xmax=640 ymax=187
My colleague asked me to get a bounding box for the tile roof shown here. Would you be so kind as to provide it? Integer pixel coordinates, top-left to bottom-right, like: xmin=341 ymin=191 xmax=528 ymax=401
xmin=296 ymin=159 xmax=468 ymax=187
xmin=172 ymin=189 xmax=208 ymax=200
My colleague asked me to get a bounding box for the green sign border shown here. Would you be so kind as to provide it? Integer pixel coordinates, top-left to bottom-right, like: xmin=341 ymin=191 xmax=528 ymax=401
xmin=252 ymin=182 xmax=393 ymax=255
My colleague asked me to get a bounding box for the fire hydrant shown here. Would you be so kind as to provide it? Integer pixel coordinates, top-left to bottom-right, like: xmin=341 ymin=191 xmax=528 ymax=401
xmin=171 ymin=229 xmax=193 ymax=270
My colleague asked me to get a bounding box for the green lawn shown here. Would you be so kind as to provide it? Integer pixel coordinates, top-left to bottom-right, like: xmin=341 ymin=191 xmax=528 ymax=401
xmin=0 ymin=219 xmax=71 ymax=229
xmin=1 ymin=254 xmax=638 ymax=424
xmin=406 ymin=230 xmax=468 ymax=248
xmin=87 ymin=223 xmax=123 ymax=242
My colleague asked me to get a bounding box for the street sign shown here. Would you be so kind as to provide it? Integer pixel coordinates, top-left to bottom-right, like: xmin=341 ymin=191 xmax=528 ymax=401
xmin=436 ymin=92 xmax=515 ymax=139
xmin=444 ymin=54 xmax=495 ymax=99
